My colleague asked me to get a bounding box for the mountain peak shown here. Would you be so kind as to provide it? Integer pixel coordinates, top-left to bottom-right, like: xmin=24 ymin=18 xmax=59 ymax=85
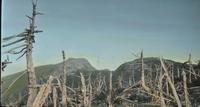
xmin=114 ymin=57 xmax=183 ymax=82
xmin=67 ymin=57 xmax=90 ymax=63
xmin=56 ymin=57 xmax=96 ymax=73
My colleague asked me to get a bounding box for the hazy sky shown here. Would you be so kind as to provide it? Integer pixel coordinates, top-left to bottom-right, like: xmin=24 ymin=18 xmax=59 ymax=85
xmin=2 ymin=0 xmax=200 ymax=76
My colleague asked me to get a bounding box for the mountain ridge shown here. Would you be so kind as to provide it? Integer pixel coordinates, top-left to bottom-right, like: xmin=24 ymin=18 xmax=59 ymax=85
xmin=2 ymin=57 xmax=200 ymax=105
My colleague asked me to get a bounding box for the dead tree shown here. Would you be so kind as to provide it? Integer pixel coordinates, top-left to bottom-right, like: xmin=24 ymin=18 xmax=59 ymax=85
xmin=88 ymin=74 xmax=92 ymax=107
xmin=53 ymin=87 xmax=58 ymax=107
xmin=80 ymin=72 xmax=87 ymax=107
xmin=32 ymin=76 xmax=54 ymax=107
xmin=62 ymin=50 xmax=67 ymax=106
xmin=108 ymin=71 xmax=113 ymax=107
xmin=2 ymin=0 xmax=43 ymax=106
xmin=188 ymin=54 xmax=192 ymax=83
xmin=158 ymin=66 xmax=166 ymax=107
xmin=182 ymin=71 xmax=191 ymax=107
xmin=26 ymin=0 xmax=43 ymax=106
xmin=165 ymin=79 xmax=169 ymax=96
xmin=141 ymin=51 xmax=150 ymax=92
xmin=184 ymin=54 xmax=197 ymax=82
xmin=118 ymin=75 xmax=123 ymax=88
xmin=1 ymin=55 xmax=12 ymax=71
xmin=160 ymin=58 xmax=182 ymax=107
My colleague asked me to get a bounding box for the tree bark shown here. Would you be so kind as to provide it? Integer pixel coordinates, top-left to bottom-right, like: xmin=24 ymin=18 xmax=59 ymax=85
xmin=108 ymin=71 xmax=113 ymax=107
xmin=27 ymin=1 xmax=38 ymax=106
xmin=182 ymin=71 xmax=191 ymax=107
xmin=62 ymin=51 xmax=67 ymax=106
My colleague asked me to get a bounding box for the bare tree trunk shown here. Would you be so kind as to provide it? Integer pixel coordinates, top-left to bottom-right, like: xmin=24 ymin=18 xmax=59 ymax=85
xmin=188 ymin=54 xmax=197 ymax=80
xmin=188 ymin=54 xmax=192 ymax=83
xmin=108 ymin=71 xmax=113 ymax=107
xmin=88 ymin=74 xmax=92 ymax=107
xmin=141 ymin=51 xmax=150 ymax=92
xmin=182 ymin=71 xmax=191 ymax=107
xmin=177 ymin=68 xmax=180 ymax=78
xmin=118 ymin=75 xmax=123 ymax=88
xmin=32 ymin=76 xmax=54 ymax=107
xmin=53 ymin=87 xmax=58 ymax=107
xmin=62 ymin=51 xmax=67 ymax=106
xmin=26 ymin=46 xmax=37 ymax=107
xmin=27 ymin=1 xmax=39 ymax=106
xmin=165 ymin=80 xmax=169 ymax=95
xmin=80 ymin=72 xmax=87 ymax=107
xmin=159 ymin=67 xmax=166 ymax=107
xmin=171 ymin=69 xmax=174 ymax=84
xmin=160 ymin=58 xmax=182 ymax=107
xmin=132 ymin=70 xmax=135 ymax=84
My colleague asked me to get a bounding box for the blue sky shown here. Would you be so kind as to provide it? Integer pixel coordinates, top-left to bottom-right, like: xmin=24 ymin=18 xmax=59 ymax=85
xmin=2 ymin=0 xmax=200 ymax=76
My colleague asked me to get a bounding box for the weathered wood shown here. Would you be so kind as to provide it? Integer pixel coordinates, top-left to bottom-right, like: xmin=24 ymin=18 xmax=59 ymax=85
xmin=160 ymin=58 xmax=182 ymax=107
xmin=118 ymin=75 xmax=123 ymax=88
xmin=165 ymin=79 xmax=169 ymax=95
xmin=159 ymin=68 xmax=166 ymax=107
xmin=182 ymin=71 xmax=191 ymax=107
xmin=80 ymin=72 xmax=87 ymax=107
xmin=141 ymin=51 xmax=150 ymax=92
xmin=32 ymin=76 xmax=54 ymax=107
xmin=53 ymin=87 xmax=58 ymax=107
xmin=2 ymin=38 xmax=26 ymax=47
xmin=2 ymin=32 xmax=27 ymax=42
xmin=108 ymin=71 xmax=113 ymax=107
xmin=26 ymin=30 xmax=38 ymax=107
xmin=3 ymin=44 xmax=27 ymax=54
xmin=88 ymin=74 xmax=92 ymax=107
xmin=188 ymin=54 xmax=192 ymax=83
xmin=171 ymin=68 xmax=174 ymax=84
xmin=27 ymin=0 xmax=42 ymax=106
xmin=32 ymin=84 xmax=51 ymax=107
xmin=95 ymin=73 xmax=104 ymax=95
xmin=61 ymin=50 xmax=67 ymax=106
xmin=188 ymin=54 xmax=197 ymax=80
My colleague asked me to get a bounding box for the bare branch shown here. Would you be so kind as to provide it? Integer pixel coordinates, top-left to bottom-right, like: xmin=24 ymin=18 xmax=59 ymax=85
xmin=2 ymin=38 xmax=26 ymax=47
xmin=2 ymin=32 xmax=27 ymax=42
xmin=160 ymin=58 xmax=182 ymax=107
xmin=16 ymin=51 xmax=27 ymax=60
xmin=3 ymin=44 xmax=27 ymax=54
